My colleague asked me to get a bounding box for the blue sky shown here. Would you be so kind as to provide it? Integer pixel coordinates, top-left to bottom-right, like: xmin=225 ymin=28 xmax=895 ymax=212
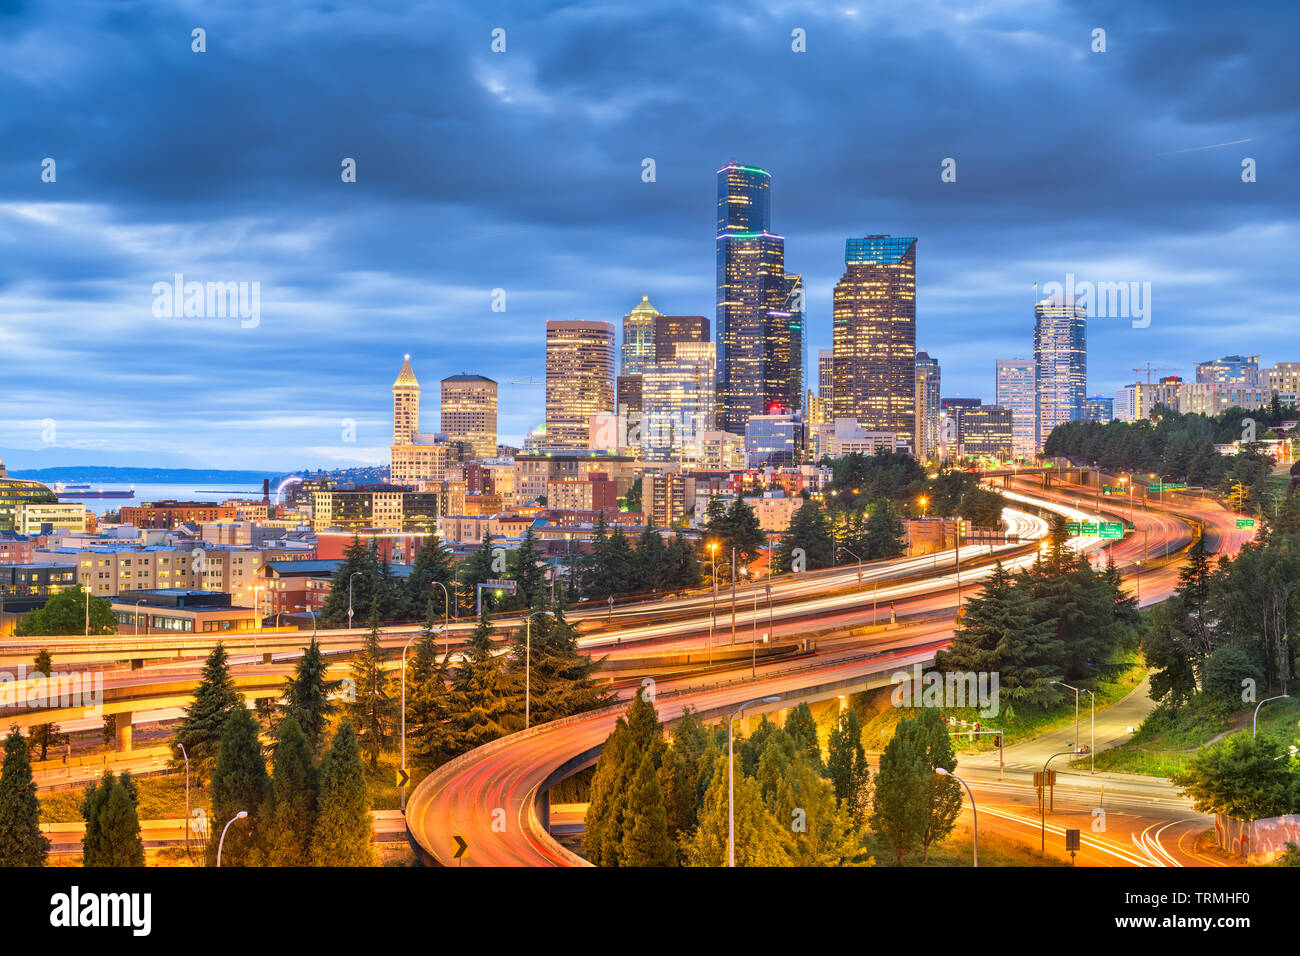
xmin=1 ymin=0 xmax=1296 ymax=471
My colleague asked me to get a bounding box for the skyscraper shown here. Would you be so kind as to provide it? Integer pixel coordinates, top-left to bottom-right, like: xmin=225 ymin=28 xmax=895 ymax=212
xmin=621 ymin=296 xmax=660 ymax=375
xmin=654 ymin=314 xmax=710 ymax=363
xmin=781 ymin=272 xmax=805 ymax=413
xmin=715 ymin=161 xmax=792 ymax=434
xmin=440 ymin=374 xmax=498 ymax=460
xmin=545 ymin=320 xmax=616 ymax=449
xmin=832 ymin=236 xmax=917 ymax=449
xmin=914 ymin=351 xmax=941 ymax=459
xmin=1033 ymin=295 xmax=1087 ymax=448
xmin=642 ymin=341 xmax=716 ymax=463
xmin=818 ymin=349 xmax=835 ymax=411
xmin=1195 ymin=355 xmax=1259 ymax=386
xmin=995 ymin=358 xmax=1037 ymax=459
xmin=390 ymin=356 xmax=452 ymax=484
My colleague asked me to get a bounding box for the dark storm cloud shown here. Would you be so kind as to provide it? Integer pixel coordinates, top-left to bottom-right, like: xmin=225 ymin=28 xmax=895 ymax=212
xmin=0 ymin=0 xmax=1296 ymax=468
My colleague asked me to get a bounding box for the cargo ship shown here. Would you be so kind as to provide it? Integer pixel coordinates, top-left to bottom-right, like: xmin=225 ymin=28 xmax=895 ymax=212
xmin=54 ymin=482 xmax=135 ymax=499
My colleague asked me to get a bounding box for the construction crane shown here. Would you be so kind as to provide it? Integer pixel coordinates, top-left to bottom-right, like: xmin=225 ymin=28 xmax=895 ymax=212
xmin=1132 ymin=364 xmax=1180 ymax=384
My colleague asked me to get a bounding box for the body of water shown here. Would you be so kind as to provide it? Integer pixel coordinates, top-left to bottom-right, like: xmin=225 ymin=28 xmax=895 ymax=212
xmin=52 ymin=483 xmax=267 ymax=516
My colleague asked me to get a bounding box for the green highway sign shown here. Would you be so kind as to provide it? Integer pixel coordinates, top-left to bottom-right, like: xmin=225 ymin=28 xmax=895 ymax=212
xmin=1148 ymin=482 xmax=1161 ymax=494
xmin=1066 ymin=521 xmax=1100 ymax=536
xmin=1099 ymin=522 xmax=1123 ymax=539
xmin=1167 ymin=482 xmax=1187 ymax=490
xmin=1237 ymin=518 xmax=1257 ymax=529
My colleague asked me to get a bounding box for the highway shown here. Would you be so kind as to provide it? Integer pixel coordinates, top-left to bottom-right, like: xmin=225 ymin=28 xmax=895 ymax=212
xmin=406 ymin=482 xmax=1244 ymax=867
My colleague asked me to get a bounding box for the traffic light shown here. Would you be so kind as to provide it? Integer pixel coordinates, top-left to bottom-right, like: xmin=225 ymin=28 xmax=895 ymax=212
xmin=993 ymin=734 xmax=1001 ymax=748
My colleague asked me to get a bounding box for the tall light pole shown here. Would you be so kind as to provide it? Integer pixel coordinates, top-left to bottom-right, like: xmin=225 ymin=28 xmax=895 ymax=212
xmin=840 ymin=546 xmax=863 ymax=584
xmin=216 ymin=810 xmax=248 ymax=867
xmin=708 ymin=542 xmax=719 ymax=665
xmin=296 ymin=605 xmax=317 ymax=641
xmin=750 ymin=579 xmax=759 ymax=678
xmin=1040 ymin=751 xmax=1076 ymax=853
xmin=729 ymin=695 xmax=780 ymax=866
xmin=176 ymin=742 xmax=191 ymax=863
xmin=135 ymin=599 xmax=146 ymax=636
xmin=430 ymin=581 xmax=452 ymax=657
xmin=730 ymin=547 xmax=737 ymax=646
xmin=399 ymin=627 xmax=419 ymax=812
xmin=347 ymin=571 xmax=362 ymax=629
xmin=1051 ymin=681 xmax=1080 ymax=750
xmin=1254 ymin=694 xmax=1290 ymax=737
xmin=1082 ymin=688 xmax=1095 ymax=772
xmin=936 ymin=768 xmax=977 ymax=866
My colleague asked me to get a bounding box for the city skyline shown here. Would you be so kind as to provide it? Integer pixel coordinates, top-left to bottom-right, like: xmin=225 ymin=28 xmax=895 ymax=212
xmin=2 ymin=0 xmax=1296 ymax=471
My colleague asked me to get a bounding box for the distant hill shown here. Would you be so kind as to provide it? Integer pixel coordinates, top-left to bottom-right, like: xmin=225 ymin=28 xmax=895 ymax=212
xmin=7 ymin=467 xmax=277 ymax=484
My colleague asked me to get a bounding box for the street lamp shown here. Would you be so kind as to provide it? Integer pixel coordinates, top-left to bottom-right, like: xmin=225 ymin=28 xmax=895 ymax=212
xmin=1253 ymin=695 xmax=1290 ymax=737
xmin=135 ymin=599 xmax=146 ymax=636
xmin=708 ymin=541 xmax=719 ymax=665
xmin=216 ymin=810 xmax=248 ymax=867
xmin=1082 ymin=688 xmax=1095 ymax=772
xmin=347 ymin=571 xmax=363 ymax=629
xmin=936 ymin=768 xmax=977 ymax=866
xmin=840 ymin=546 xmax=863 ymax=584
xmin=729 ymin=695 xmax=780 ymax=867
xmin=1040 ymin=751 xmax=1079 ymax=852
xmin=1051 ymin=681 xmax=1080 ymax=751
xmin=176 ymin=742 xmax=191 ymax=862
xmin=296 ymin=605 xmax=317 ymax=641
xmin=399 ymin=627 xmax=419 ymax=812
xmin=430 ymin=581 xmax=452 ymax=657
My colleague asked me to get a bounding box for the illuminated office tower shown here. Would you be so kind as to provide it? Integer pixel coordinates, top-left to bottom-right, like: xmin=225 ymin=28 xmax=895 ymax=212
xmin=914 ymin=351 xmax=941 ymax=459
xmin=642 ymin=341 xmax=716 ymax=463
xmin=545 ymin=320 xmax=616 ymax=449
xmin=440 ymin=374 xmax=498 ymax=460
xmin=781 ymin=273 xmax=805 ymax=413
xmin=815 ymin=349 xmax=835 ymax=424
xmin=654 ymin=314 xmax=709 ymax=363
xmin=392 ymin=354 xmax=421 ymax=445
xmin=995 ymin=358 xmax=1037 ymax=459
xmin=831 ymin=236 xmax=917 ymax=449
xmin=1033 ymin=295 xmax=1087 ymax=448
xmin=621 ymin=296 xmax=661 ymax=375
xmin=715 ymin=161 xmax=791 ymax=433
xmin=1195 ymin=355 xmax=1259 ymax=386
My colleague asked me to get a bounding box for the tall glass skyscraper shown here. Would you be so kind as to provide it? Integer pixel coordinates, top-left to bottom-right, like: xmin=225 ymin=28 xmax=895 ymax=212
xmin=715 ymin=162 xmax=793 ymax=434
xmin=546 ymin=320 xmax=616 ymax=449
xmin=832 ymin=236 xmax=917 ymax=450
xmin=1033 ymin=296 xmax=1087 ymax=449
xmin=914 ymin=351 xmax=941 ymax=460
xmin=995 ymin=358 xmax=1037 ymax=459
xmin=621 ymin=295 xmax=660 ymax=375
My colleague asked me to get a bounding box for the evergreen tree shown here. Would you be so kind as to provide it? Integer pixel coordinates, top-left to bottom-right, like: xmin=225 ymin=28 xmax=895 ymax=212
xmin=311 ymin=721 xmax=374 ymax=866
xmin=0 ymin=729 xmax=49 ymax=866
xmin=403 ymin=535 xmax=455 ymax=618
xmin=584 ymin=692 xmax=666 ymax=866
xmin=255 ymin=716 xmax=317 ymax=866
xmin=871 ymin=721 xmax=929 ymax=863
xmin=448 ymin=611 xmax=521 ymax=754
xmin=407 ymin=605 xmax=454 ymax=768
xmin=459 ymin=531 xmax=500 ymax=615
xmin=664 ymin=535 xmax=703 ymax=591
xmin=686 ymin=753 xmax=793 ymax=866
xmin=1141 ymin=601 xmax=1199 ymax=711
xmin=634 ymin=525 xmax=671 ymax=592
xmin=281 ymin=638 xmax=339 ymax=754
xmin=319 ymin=534 xmax=381 ymax=626
xmin=94 ymin=780 xmax=144 ymax=867
xmin=767 ymin=743 xmax=864 ymax=866
xmin=508 ymin=526 xmax=547 ymax=609
xmin=345 ymin=614 xmax=395 ymax=770
xmin=783 ymin=703 xmax=821 ymax=770
xmin=206 ymin=706 xmax=269 ymax=867
xmin=174 ymin=643 xmax=244 ymax=781
xmin=621 ymin=752 xmax=675 ymax=866
xmin=80 ymin=772 xmax=113 ymax=866
xmin=29 ymin=648 xmax=67 ymax=760
xmin=825 ymin=708 xmax=871 ymax=826
xmin=905 ymin=709 xmax=962 ymax=861
xmin=774 ymin=500 xmax=834 ymax=573
xmin=862 ymin=500 xmax=906 ymax=560
xmin=509 ymin=599 xmax=609 ymax=725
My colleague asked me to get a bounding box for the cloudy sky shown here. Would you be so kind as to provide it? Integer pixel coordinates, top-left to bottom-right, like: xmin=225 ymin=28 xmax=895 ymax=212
xmin=1 ymin=0 xmax=1296 ymax=471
